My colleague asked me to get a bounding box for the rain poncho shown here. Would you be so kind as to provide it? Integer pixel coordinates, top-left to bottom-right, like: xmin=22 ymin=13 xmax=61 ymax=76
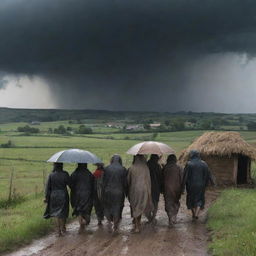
xmin=70 ymin=165 xmax=94 ymax=222
xmin=182 ymin=150 xmax=214 ymax=209
xmin=162 ymin=155 xmax=183 ymax=218
xmin=147 ymin=154 xmax=162 ymax=208
xmin=103 ymin=155 xmax=127 ymax=221
xmin=44 ymin=166 xmax=70 ymax=219
xmin=128 ymin=155 xmax=153 ymax=218
xmin=93 ymin=167 xmax=104 ymax=221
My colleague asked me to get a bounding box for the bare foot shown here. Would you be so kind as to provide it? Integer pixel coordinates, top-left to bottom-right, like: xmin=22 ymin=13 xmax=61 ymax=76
xmin=134 ymin=228 xmax=140 ymax=233
xmin=168 ymin=221 xmax=173 ymax=228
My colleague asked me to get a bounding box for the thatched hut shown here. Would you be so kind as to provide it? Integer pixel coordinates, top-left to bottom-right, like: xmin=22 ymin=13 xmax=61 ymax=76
xmin=179 ymin=132 xmax=256 ymax=185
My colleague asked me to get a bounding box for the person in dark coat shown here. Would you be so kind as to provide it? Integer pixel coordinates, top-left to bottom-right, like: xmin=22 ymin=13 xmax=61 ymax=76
xmin=102 ymin=155 xmax=127 ymax=233
xmin=162 ymin=154 xmax=183 ymax=227
xmin=182 ymin=150 xmax=214 ymax=220
xmin=93 ymin=163 xmax=105 ymax=226
xmin=147 ymin=154 xmax=162 ymax=223
xmin=70 ymin=163 xmax=94 ymax=231
xmin=44 ymin=163 xmax=70 ymax=236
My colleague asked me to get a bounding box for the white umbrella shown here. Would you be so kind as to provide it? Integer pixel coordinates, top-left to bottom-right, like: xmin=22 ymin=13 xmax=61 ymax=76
xmin=47 ymin=149 xmax=102 ymax=163
xmin=127 ymin=141 xmax=175 ymax=155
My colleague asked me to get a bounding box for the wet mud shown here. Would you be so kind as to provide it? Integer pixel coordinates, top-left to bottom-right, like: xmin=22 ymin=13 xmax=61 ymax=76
xmin=5 ymin=189 xmax=219 ymax=256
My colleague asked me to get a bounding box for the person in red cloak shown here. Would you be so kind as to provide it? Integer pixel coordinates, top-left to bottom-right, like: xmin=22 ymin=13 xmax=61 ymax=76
xmin=93 ymin=163 xmax=105 ymax=225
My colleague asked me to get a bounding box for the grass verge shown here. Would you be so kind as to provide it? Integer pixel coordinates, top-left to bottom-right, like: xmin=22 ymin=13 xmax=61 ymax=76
xmin=0 ymin=195 xmax=53 ymax=254
xmin=208 ymin=188 xmax=256 ymax=256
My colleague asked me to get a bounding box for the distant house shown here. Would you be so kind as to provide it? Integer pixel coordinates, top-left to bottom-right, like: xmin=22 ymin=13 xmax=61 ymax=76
xmin=30 ymin=121 xmax=41 ymax=125
xmin=126 ymin=124 xmax=144 ymax=131
xmin=149 ymin=123 xmax=161 ymax=128
xmin=179 ymin=132 xmax=256 ymax=185
xmin=185 ymin=121 xmax=194 ymax=128
xmin=106 ymin=122 xmax=123 ymax=129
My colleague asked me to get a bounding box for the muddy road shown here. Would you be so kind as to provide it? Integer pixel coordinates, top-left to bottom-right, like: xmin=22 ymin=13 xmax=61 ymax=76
xmin=6 ymin=189 xmax=219 ymax=256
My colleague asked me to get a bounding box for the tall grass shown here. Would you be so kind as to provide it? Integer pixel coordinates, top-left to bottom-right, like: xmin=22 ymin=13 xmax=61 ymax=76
xmin=208 ymin=189 xmax=256 ymax=256
xmin=0 ymin=195 xmax=53 ymax=253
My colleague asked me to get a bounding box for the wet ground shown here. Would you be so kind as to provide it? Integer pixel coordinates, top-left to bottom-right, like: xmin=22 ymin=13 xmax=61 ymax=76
xmin=5 ymin=189 xmax=219 ymax=256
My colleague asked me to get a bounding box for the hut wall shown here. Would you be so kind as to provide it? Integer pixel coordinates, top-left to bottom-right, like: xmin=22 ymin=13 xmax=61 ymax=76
xmin=202 ymin=156 xmax=235 ymax=185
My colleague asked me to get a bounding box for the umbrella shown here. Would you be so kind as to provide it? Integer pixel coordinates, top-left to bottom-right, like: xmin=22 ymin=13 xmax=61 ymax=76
xmin=127 ymin=141 xmax=175 ymax=155
xmin=47 ymin=148 xmax=102 ymax=163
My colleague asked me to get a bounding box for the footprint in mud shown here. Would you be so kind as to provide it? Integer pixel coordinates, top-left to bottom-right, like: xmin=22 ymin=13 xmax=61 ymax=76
xmin=102 ymin=240 xmax=113 ymax=249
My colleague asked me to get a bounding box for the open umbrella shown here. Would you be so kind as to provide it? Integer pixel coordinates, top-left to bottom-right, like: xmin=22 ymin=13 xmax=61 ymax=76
xmin=47 ymin=149 xmax=102 ymax=163
xmin=127 ymin=141 xmax=175 ymax=155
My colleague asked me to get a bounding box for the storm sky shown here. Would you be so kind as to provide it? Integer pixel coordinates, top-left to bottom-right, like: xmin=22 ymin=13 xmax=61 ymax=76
xmin=0 ymin=0 xmax=256 ymax=112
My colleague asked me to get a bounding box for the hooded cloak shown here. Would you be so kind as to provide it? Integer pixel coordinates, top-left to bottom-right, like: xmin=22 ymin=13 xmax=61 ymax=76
xmin=44 ymin=164 xmax=70 ymax=219
xmin=93 ymin=165 xmax=104 ymax=221
xmin=162 ymin=155 xmax=183 ymax=218
xmin=103 ymin=155 xmax=127 ymax=221
xmin=182 ymin=150 xmax=214 ymax=209
xmin=128 ymin=155 xmax=153 ymax=218
xmin=147 ymin=154 xmax=162 ymax=207
xmin=70 ymin=164 xmax=94 ymax=222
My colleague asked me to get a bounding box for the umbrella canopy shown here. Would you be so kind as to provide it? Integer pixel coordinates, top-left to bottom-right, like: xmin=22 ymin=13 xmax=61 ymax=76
xmin=47 ymin=149 xmax=102 ymax=164
xmin=126 ymin=141 xmax=175 ymax=155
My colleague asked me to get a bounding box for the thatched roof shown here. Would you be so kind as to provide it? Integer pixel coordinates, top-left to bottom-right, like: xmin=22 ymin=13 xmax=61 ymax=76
xmin=179 ymin=132 xmax=256 ymax=163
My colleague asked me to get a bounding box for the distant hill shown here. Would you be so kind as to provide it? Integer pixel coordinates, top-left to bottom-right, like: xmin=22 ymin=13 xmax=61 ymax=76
xmin=0 ymin=107 xmax=255 ymax=124
xmin=0 ymin=107 xmax=175 ymax=123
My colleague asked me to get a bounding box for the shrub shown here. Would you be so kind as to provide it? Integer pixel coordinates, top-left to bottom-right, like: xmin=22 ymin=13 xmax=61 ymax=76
xmin=1 ymin=140 xmax=15 ymax=148
xmin=76 ymin=125 xmax=93 ymax=134
xmin=53 ymin=125 xmax=67 ymax=134
xmin=17 ymin=125 xmax=40 ymax=134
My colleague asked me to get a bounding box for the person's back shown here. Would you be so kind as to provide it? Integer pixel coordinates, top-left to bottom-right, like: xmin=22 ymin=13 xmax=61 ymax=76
xmin=93 ymin=163 xmax=105 ymax=225
xmin=163 ymin=154 xmax=183 ymax=226
xmin=104 ymin=163 xmax=126 ymax=195
xmin=71 ymin=168 xmax=94 ymax=195
xmin=128 ymin=154 xmax=153 ymax=232
xmin=163 ymin=155 xmax=183 ymax=197
xmin=103 ymin=155 xmax=127 ymax=232
xmin=128 ymin=160 xmax=150 ymax=193
xmin=47 ymin=169 xmax=70 ymax=192
xmin=70 ymin=163 xmax=94 ymax=228
xmin=147 ymin=155 xmax=162 ymax=211
xmin=43 ymin=163 xmax=70 ymax=236
xmin=185 ymin=158 xmax=209 ymax=189
xmin=182 ymin=150 xmax=213 ymax=220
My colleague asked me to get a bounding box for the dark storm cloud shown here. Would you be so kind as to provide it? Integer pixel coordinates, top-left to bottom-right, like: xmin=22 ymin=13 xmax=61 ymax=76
xmin=0 ymin=0 xmax=256 ymax=110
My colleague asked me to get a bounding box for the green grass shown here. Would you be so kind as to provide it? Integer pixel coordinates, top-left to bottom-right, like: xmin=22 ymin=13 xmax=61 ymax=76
xmin=0 ymin=195 xmax=53 ymax=253
xmin=208 ymin=189 xmax=256 ymax=256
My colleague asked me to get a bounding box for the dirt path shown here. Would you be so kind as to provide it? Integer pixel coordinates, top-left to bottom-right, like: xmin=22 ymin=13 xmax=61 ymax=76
xmin=6 ymin=189 xmax=219 ymax=256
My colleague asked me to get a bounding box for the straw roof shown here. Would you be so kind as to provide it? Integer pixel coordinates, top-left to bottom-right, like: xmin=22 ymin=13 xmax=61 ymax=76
xmin=179 ymin=132 xmax=256 ymax=163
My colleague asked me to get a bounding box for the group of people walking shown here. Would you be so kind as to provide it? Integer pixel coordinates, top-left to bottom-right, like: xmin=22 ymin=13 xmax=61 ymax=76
xmin=44 ymin=150 xmax=214 ymax=236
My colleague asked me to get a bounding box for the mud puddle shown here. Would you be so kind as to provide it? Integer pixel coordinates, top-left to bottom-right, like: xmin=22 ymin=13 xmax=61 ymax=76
xmin=5 ymin=189 xmax=220 ymax=256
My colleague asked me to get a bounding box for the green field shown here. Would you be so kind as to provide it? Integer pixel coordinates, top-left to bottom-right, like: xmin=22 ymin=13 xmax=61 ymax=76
xmin=208 ymin=189 xmax=256 ymax=256
xmin=1 ymin=120 xmax=256 ymax=254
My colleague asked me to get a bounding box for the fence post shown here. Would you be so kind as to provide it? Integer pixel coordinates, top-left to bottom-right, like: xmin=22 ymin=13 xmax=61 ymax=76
xmin=8 ymin=168 xmax=14 ymax=202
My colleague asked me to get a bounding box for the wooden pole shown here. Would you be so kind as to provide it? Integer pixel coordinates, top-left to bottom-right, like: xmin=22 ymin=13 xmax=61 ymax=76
xmin=8 ymin=168 xmax=14 ymax=202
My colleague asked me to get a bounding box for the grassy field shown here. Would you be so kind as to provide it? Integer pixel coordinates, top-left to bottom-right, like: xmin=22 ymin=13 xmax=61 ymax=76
xmin=0 ymin=121 xmax=256 ymax=254
xmin=208 ymin=189 xmax=256 ymax=256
